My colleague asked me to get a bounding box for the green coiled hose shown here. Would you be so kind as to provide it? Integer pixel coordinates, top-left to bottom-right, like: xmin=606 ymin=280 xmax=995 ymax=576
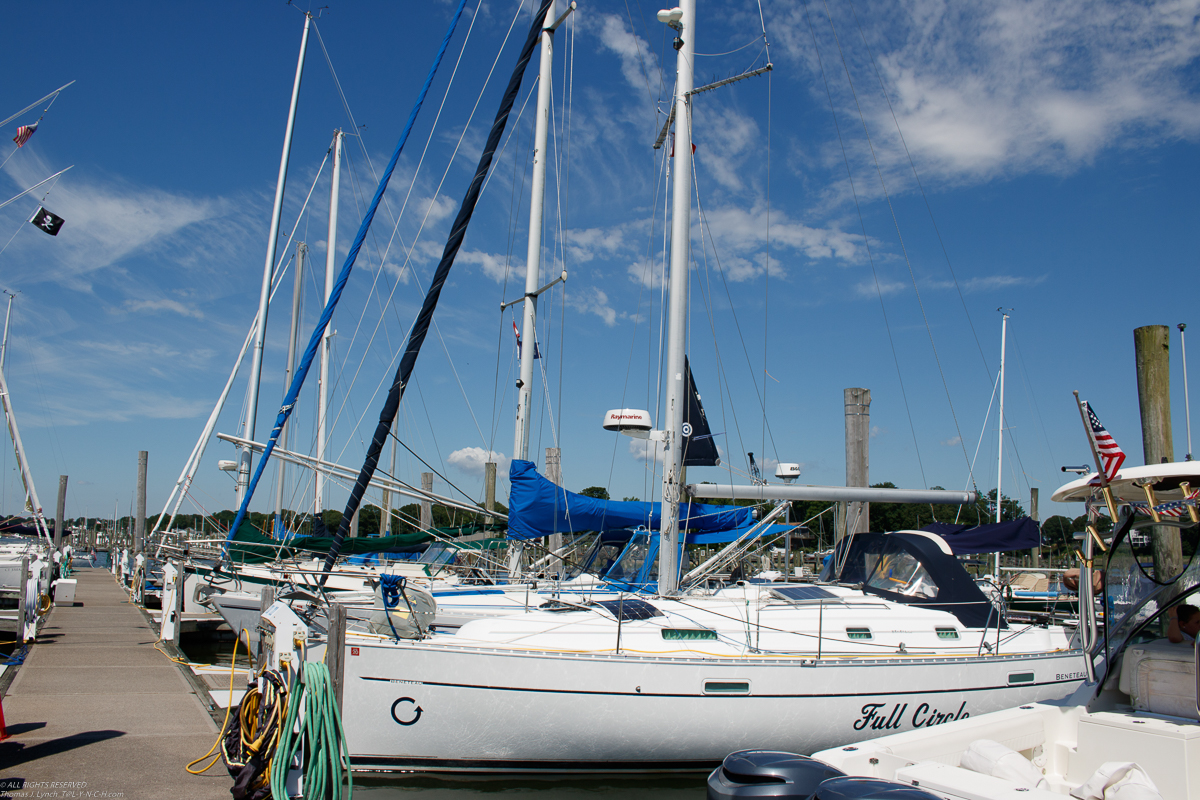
xmin=270 ymin=661 xmax=353 ymax=800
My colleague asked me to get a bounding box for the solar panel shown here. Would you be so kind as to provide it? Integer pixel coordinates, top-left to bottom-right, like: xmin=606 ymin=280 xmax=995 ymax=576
xmin=594 ymin=598 xmax=663 ymax=621
xmin=769 ymin=585 xmax=837 ymax=603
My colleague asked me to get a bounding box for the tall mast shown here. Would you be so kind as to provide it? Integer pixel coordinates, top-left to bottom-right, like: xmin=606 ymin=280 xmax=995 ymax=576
xmin=658 ymin=0 xmax=696 ymax=597
xmin=0 ymin=360 xmax=51 ymax=545
xmin=1 ymin=291 xmax=15 ymax=370
xmin=316 ymin=130 xmax=343 ymax=519
xmin=275 ymin=241 xmax=308 ymax=537
xmin=237 ymin=12 xmax=311 ymax=504
xmin=514 ymin=0 xmax=558 ymax=462
xmin=995 ymin=309 xmax=1009 ymax=576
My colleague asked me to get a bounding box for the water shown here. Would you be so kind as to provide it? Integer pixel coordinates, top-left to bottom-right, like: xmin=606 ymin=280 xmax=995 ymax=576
xmin=351 ymin=775 xmax=706 ymax=799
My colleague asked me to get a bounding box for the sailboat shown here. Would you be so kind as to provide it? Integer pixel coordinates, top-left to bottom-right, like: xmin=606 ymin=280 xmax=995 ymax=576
xmin=281 ymin=0 xmax=1092 ymax=774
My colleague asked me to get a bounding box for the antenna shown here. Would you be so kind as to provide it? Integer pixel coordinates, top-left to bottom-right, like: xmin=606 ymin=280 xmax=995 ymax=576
xmin=1180 ymin=323 xmax=1192 ymax=460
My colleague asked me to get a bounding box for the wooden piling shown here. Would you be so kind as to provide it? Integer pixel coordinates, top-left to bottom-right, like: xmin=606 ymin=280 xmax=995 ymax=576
xmin=420 ymin=472 xmax=433 ymax=531
xmin=54 ymin=475 xmax=67 ymax=553
xmin=484 ymin=460 xmax=498 ymax=527
xmin=327 ymin=603 xmax=346 ymax=710
xmin=544 ymin=449 xmax=561 ymax=569
xmin=1030 ymin=487 xmax=1040 ymax=567
xmin=134 ymin=451 xmax=147 ymax=555
xmin=845 ymin=388 xmax=871 ymax=535
xmin=1133 ymin=325 xmax=1183 ymax=581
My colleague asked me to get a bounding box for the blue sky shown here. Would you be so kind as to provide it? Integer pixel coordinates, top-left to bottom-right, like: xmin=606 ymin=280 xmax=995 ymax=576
xmin=0 ymin=0 xmax=1198 ymax=527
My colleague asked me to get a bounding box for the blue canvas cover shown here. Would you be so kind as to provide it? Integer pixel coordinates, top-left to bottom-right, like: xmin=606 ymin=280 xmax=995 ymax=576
xmin=507 ymin=459 xmax=755 ymax=540
xmin=686 ymin=523 xmax=798 ymax=545
xmin=921 ymin=516 xmax=1041 ymax=555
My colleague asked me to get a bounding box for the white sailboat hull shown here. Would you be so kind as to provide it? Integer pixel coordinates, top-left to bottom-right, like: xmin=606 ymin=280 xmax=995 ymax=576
xmin=339 ymin=635 xmax=1087 ymax=774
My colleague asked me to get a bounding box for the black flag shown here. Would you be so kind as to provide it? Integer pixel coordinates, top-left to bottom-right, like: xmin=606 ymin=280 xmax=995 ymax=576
xmin=30 ymin=206 xmax=64 ymax=236
xmin=682 ymin=356 xmax=721 ymax=467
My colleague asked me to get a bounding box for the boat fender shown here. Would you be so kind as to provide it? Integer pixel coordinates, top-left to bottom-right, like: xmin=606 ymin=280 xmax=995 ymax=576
xmin=959 ymin=739 xmax=1048 ymax=789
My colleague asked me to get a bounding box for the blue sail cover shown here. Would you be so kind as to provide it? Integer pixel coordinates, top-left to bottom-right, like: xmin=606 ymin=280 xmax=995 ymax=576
xmin=507 ymin=459 xmax=754 ymax=540
xmin=921 ymin=517 xmax=1041 ymax=555
xmin=686 ymin=523 xmax=796 ymax=546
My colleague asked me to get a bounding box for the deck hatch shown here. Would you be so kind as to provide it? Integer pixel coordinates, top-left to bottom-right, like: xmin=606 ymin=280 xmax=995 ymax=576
xmin=594 ymin=598 xmax=662 ymax=621
xmin=770 ymin=585 xmax=838 ymax=603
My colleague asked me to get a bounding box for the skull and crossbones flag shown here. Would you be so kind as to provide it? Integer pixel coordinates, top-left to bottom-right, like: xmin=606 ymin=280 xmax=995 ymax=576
xmin=29 ymin=206 xmax=64 ymax=236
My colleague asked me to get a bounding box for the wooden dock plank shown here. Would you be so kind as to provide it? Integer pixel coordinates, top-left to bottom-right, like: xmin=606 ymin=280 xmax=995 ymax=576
xmin=0 ymin=568 xmax=232 ymax=799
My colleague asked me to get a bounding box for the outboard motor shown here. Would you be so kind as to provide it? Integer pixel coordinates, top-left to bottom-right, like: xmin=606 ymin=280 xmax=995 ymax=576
xmin=810 ymin=776 xmax=943 ymax=800
xmin=708 ymin=751 xmax=845 ymax=799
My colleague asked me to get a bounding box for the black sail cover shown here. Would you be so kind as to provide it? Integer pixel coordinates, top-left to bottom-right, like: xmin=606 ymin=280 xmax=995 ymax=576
xmin=321 ymin=1 xmax=554 ymax=581
xmin=682 ymin=357 xmax=720 ymax=467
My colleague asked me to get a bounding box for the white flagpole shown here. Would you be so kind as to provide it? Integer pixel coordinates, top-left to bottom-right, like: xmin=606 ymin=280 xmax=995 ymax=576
xmin=0 ymin=81 xmax=75 ymax=130
xmin=0 ymin=166 xmax=74 ymax=211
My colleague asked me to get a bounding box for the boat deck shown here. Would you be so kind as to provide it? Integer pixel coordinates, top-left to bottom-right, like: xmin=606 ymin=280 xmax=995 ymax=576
xmin=0 ymin=568 xmax=232 ymax=799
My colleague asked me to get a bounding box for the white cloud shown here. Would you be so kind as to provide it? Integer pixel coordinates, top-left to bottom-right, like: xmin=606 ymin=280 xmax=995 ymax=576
xmin=702 ymin=204 xmax=863 ymax=274
xmin=629 ymin=437 xmax=663 ymax=465
xmin=447 ymin=447 xmax=509 ymax=476
xmin=777 ymin=0 xmax=1200 ymax=182
xmin=941 ymin=436 xmax=962 ymax=446
xmin=1 ymin=158 xmax=243 ymax=294
xmin=626 ymin=256 xmax=664 ymax=289
xmin=566 ymin=225 xmax=633 ymax=264
xmin=459 ymin=250 xmax=519 ymax=283
xmin=567 ymin=286 xmax=620 ymax=326
xmin=855 ymin=277 xmax=906 ymax=297
xmin=694 ymin=105 xmax=761 ymax=192
xmin=122 ymin=298 xmax=204 ymax=319
xmin=957 ymin=274 xmax=1048 ymax=293
xmin=870 ymin=425 xmax=884 ymax=438
xmin=594 ymin=14 xmax=660 ymax=95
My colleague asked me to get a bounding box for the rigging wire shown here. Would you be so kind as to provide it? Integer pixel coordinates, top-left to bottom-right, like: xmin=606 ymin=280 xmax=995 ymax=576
xmin=689 ymin=151 xmax=780 ymax=470
xmin=1012 ymin=328 xmax=1059 ymax=475
xmin=817 ymin=0 xmax=975 ymax=489
xmin=315 ymin=2 xmax=534 ymax=505
xmin=330 ymin=77 xmax=540 ymax=486
xmin=800 ymin=0 xmax=931 ymax=489
xmin=0 ymin=171 xmax=66 ymax=262
xmin=622 ymin=0 xmax=664 ymax=115
xmin=845 ymin=0 xmax=992 ymax=382
xmin=487 ymin=80 xmax=535 ymax=463
xmin=696 ymin=38 xmax=766 ymax=58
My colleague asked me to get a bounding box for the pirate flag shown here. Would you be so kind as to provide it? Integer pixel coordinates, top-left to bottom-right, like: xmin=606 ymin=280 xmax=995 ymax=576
xmin=30 ymin=206 xmax=64 ymax=236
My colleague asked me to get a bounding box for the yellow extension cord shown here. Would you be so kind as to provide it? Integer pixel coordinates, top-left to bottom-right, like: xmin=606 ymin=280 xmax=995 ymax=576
xmin=185 ymin=629 xmax=246 ymax=775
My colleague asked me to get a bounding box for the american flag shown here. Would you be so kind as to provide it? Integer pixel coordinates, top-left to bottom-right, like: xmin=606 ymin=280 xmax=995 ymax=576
xmin=12 ymin=122 xmax=38 ymax=148
xmin=1132 ymin=489 xmax=1199 ymax=518
xmin=1084 ymin=401 xmax=1126 ymax=481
